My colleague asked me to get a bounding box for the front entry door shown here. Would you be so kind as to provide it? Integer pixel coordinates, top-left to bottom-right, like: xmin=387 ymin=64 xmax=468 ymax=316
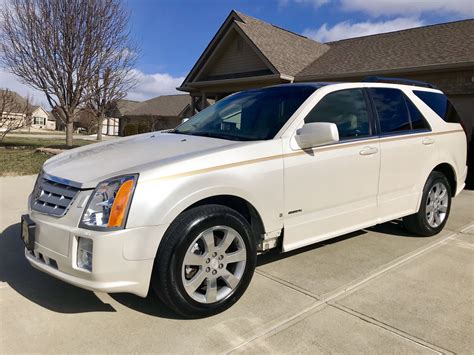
xmin=282 ymin=88 xmax=380 ymax=251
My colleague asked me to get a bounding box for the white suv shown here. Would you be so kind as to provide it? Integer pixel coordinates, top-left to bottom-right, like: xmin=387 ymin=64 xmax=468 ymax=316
xmin=22 ymin=80 xmax=467 ymax=317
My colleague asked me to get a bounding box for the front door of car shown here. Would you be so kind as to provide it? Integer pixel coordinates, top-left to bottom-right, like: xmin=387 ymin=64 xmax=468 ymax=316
xmin=282 ymin=88 xmax=380 ymax=252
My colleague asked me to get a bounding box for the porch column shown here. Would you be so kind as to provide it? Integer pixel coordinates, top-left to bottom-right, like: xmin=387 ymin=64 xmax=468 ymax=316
xmin=201 ymin=92 xmax=207 ymax=110
xmin=191 ymin=96 xmax=196 ymax=115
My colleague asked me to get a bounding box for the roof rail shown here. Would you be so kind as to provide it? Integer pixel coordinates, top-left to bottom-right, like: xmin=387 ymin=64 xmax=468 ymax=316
xmin=362 ymin=76 xmax=436 ymax=89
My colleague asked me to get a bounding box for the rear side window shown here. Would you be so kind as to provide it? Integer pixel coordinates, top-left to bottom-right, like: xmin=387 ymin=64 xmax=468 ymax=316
xmin=405 ymin=97 xmax=430 ymax=130
xmin=370 ymin=88 xmax=411 ymax=134
xmin=413 ymin=91 xmax=461 ymax=124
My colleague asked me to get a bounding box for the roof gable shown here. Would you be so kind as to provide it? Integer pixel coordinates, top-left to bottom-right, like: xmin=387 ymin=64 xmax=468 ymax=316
xmin=196 ymin=28 xmax=273 ymax=82
xmin=234 ymin=11 xmax=329 ymax=77
xmin=180 ymin=10 xmax=329 ymax=89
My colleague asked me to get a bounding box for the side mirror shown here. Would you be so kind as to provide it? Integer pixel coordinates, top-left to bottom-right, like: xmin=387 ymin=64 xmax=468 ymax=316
xmin=295 ymin=122 xmax=339 ymax=149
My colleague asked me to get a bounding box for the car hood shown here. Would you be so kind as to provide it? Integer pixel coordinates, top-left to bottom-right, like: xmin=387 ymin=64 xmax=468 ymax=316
xmin=42 ymin=132 xmax=239 ymax=188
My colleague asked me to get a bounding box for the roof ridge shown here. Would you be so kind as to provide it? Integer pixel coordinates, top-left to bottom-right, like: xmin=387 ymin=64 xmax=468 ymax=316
xmin=326 ymin=18 xmax=474 ymax=45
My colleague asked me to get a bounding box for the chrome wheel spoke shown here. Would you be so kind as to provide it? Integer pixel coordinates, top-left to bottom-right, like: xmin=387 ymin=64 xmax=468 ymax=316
xmin=438 ymin=205 xmax=447 ymax=213
xmin=222 ymin=269 xmax=240 ymax=289
xmin=205 ymin=277 xmax=218 ymax=303
xmin=184 ymin=271 xmax=206 ymax=294
xmin=225 ymin=249 xmax=246 ymax=264
xmin=202 ymin=231 xmax=216 ymax=253
xmin=218 ymin=230 xmax=236 ymax=252
xmin=184 ymin=252 xmax=206 ymax=266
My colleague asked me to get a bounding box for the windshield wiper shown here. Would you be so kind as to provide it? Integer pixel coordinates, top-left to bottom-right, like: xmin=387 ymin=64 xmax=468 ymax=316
xmin=190 ymin=131 xmax=249 ymax=141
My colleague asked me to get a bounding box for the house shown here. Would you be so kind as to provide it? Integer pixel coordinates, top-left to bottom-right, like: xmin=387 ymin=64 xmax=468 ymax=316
xmin=30 ymin=106 xmax=56 ymax=130
xmin=102 ymin=99 xmax=141 ymax=136
xmin=178 ymin=10 xmax=474 ymax=185
xmin=0 ymin=89 xmax=55 ymax=132
xmin=118 ymin=94 xmax=209 ymax=135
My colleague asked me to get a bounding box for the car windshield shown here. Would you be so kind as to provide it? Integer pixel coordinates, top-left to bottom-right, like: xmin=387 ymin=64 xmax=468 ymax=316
xmin=173 ymin=86 xmax=317 ymax=141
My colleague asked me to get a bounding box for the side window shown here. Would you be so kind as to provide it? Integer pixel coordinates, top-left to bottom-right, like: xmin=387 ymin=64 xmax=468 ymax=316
xmin=404 ymin=95 xmax=430 ymax=131
xmin=304 ymin=89 xmax=370 ymax=140
xmin=369 ymin=88 xmax=411 ymax=134
xmin=413 ymin=90 xmax=461 ymax=124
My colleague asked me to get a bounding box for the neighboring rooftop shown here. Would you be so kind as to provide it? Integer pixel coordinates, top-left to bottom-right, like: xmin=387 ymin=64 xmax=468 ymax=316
xmin=127 ymin=94 xmax=191 ymax=117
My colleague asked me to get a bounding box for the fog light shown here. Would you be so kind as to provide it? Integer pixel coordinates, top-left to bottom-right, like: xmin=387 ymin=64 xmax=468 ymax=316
xmin=77 ymin=237 xmax=93 ymax=271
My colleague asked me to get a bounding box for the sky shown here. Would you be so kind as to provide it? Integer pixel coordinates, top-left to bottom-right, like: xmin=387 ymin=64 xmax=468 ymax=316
xmin=1 ymin=0 xmax=473 ymax=107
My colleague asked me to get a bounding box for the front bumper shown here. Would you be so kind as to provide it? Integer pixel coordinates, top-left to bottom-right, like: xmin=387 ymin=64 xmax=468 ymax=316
xmin=24 ymin=191 xmax=169 ymax=297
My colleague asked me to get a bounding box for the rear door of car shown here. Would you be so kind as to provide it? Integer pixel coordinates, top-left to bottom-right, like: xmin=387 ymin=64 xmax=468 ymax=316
xmin=367 ymin=86 xmax=437 ymax=222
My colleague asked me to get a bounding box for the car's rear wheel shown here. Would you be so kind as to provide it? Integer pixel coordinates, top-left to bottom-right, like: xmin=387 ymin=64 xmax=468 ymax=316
xmin=403 ymin=171 xmax=452 ymax=236
xmin=152 ymin=204 xmax=256 ymax=318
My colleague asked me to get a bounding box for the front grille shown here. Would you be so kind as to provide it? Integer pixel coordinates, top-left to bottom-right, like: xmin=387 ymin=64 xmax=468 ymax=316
xmin=31 ymin=174 xmax=80 ymax=217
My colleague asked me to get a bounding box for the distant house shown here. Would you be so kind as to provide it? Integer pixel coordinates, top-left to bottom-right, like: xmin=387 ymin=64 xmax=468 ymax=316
xmin=0 ymin=89 xmax=55 ymax=132
xmin=31 ymin=106 xmax=56 ymax=130
xmin=119 ymin=94 xmax=209 ymax=136
xmin=104 ymin=99 xmax=141 ymax=136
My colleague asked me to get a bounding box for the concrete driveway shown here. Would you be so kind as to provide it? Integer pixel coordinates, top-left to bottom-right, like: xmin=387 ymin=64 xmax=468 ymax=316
xmin=0 ymin=175 xmax=473 ymax=353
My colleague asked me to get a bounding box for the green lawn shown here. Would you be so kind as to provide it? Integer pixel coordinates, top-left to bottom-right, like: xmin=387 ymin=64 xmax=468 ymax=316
xmin=0 ymin=136 xmax=95 ymax=176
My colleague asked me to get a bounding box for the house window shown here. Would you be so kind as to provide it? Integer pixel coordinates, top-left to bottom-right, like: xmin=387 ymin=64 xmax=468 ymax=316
xmin=33 ymin=117 xmax=45 ymax=125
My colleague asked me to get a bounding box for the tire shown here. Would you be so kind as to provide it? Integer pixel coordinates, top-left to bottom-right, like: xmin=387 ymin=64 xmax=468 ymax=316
xmin=151 ymin=204 xmax=257 ymax=318
xmin=403 ymin=171 xmax=452 ymax=237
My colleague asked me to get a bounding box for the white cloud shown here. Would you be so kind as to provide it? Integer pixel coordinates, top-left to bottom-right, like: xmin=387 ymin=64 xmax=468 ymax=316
xmin=126 ymin=69 xmax=185 ymax=102
xmin=279 ymin=0 xmax=329 ymax=8
xmin=341 ymin=0 xmax=474 ymax=17
xmin=303 ymin=17 xmax=425 ymax=42
xmin=0 ymin=68 xmax=49 ymax=107
xmin=0 ymin=67 xmax=185 ymax=107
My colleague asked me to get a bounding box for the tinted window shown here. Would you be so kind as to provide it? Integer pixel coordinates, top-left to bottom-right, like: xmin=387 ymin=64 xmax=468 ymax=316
xmin=305 ymin=89 xmax=370 ymax=140
xmin=413 ymin=91 xmax=461 ymax=124
xmin=404 ymin=95 xmax=430 ymax=130
xmin=370 ymin=88 xmax=411 ymax=134
xmin=174 ymin=86 xmax=316 ymax=141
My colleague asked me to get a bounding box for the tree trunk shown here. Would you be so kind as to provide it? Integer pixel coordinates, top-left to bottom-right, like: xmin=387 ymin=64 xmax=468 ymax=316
xmin=66 ymin=121 xmax=74 ymax=147
xmin=96 ymin=114 xmax=104 ymax=141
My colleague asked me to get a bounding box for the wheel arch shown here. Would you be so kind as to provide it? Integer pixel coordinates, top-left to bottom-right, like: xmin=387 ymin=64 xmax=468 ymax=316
xmin=432 ymin=162 xmax=457 ymax=195
xmin=182 ymin=194 xmax=266 ymax=242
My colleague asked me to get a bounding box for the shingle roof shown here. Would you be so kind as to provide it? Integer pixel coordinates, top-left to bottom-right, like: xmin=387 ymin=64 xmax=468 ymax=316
xmin=115 ymin=99 xmax=141 ymax=115
xmin=296 ymin=19 xmax=474 ymax=79
xmin=234 ymin=11 xmax=329 ymax=77
xmin=127 ymin=94 xmax=191 ymax=117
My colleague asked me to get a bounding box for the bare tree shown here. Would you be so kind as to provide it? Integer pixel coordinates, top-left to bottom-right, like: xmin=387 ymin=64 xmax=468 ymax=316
xmin=0 ymin=0 xmax=136 ymax=146
xmin=0 ymin=89 xmax=31 ymax=140
xmin=86 ymin=50 xmax=137 ymax=141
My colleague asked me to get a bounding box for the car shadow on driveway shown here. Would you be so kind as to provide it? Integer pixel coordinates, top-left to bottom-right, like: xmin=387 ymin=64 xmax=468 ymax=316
xmin=0 ymin=223 xmax=185 ymax=318
xmin=0 ymin=223 xmax=115 ymax=313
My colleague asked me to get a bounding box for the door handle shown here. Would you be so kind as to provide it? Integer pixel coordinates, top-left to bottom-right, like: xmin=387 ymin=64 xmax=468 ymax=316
xmin=359 ymin=146 xmax=378 ymax=156
xmin=422 ymin=138 xmax=435 ymax=145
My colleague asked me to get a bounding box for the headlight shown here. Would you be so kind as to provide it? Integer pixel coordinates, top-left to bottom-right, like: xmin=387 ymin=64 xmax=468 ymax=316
xmin=79 ymin=174 xmax=138 ymax=230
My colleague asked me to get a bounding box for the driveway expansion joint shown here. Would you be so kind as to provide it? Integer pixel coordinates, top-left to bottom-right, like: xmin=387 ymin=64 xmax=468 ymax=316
xmin=329 ymin=302 xmax=454 ymax=354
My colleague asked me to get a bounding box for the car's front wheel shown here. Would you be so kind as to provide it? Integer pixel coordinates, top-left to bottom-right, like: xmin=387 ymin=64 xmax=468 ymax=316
xmin=152 ymin=204 xmax=257 ymax=318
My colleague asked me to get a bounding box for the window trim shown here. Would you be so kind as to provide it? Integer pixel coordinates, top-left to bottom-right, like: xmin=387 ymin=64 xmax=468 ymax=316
xmin=302 ymin=88 xmax=376 ymax=143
